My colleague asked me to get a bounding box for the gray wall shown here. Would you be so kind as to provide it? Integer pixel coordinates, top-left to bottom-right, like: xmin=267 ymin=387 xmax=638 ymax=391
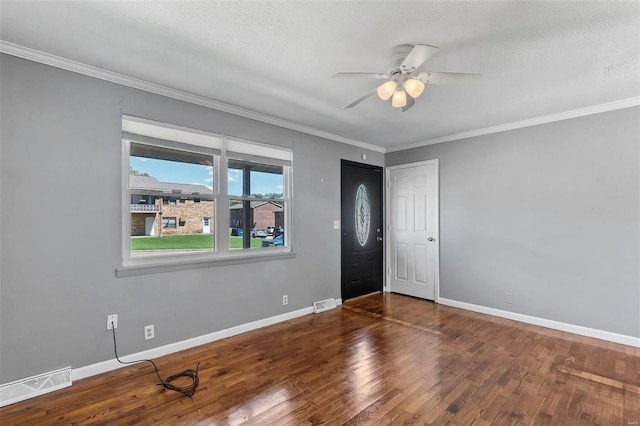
xmin=0 ymin=54 xmax=383 ymax=383
xmin=2 ymin=53 xmax=638 ymax=386
xmin=387 ymin=106 xmax=640 ymax=338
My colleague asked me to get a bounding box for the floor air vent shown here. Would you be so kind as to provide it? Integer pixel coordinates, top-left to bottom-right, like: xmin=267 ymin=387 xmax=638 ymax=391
xmin=313 ymin=298 xmax=337 ymax=313
xmin=0 ymin=367 xmax=72 ymax=407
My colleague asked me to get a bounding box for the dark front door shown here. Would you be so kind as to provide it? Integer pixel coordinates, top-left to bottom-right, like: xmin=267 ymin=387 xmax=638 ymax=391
xmin=341 ymin=160 xmax=383 ymax=301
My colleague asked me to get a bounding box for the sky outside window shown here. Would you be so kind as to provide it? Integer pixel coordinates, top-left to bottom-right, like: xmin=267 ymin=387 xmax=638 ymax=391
xmin=130 ymin=157 xmax=283 ymax=196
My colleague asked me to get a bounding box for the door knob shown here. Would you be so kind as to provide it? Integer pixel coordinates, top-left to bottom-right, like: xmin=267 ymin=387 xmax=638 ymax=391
xmin=376 ymin=237 xmax=383 ymax=242
xmin=427 ymin=237 xmax=435 ymax=241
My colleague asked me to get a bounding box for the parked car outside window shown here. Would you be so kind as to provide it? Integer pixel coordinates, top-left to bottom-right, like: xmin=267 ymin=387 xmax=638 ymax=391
xmin=251 ymin=229 xmax=268 ymax=238
xmin=266 ymin=226 xmax=284 ymax=236
xmin=262 ymin=234 xmax=284 ymax=247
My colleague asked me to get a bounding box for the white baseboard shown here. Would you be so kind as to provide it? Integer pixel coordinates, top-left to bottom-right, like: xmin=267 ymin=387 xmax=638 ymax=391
xmin=73 ymin=305 xmax=319 ymax=381
xmin=438 ymin=298 xmax=640 ymax=348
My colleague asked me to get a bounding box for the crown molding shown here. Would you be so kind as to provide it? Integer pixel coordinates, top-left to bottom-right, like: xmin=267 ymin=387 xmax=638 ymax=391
xmin=0 ymin=41 xmax=385 ymax=154
xmin=3 ymin=41 xmax=637 ymax=155
xmin=387 ymin=96 xmax=640 ymax=153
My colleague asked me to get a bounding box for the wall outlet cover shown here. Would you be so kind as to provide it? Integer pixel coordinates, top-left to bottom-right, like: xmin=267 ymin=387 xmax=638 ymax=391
xmin=107 ymin=314 xmax=118 ymax=330
xmin=144 ymin=325 xmax=154 ymax=340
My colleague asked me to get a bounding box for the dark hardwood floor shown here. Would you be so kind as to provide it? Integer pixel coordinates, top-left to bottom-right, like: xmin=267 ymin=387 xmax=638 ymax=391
xmin=1 ymin=293 xmax=638 ymax=425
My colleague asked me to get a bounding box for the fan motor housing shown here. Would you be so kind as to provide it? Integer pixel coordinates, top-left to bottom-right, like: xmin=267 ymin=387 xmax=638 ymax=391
xmin=384 ymin=44 xmax=414 ymax=71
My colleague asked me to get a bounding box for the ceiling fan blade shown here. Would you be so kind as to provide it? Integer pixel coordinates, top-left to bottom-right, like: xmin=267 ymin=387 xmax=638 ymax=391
xmin=419 ymin=71 xmax=483 ymax=84
xmin=400 ymin=44 xmax=439 ymax=72
xmin=401 ymin=94 xmax=416 ymax=112
xmin=344 ymin=89 xmax=377 ymax=109
xmin=332 ymin=72 xmax=388 ymax=79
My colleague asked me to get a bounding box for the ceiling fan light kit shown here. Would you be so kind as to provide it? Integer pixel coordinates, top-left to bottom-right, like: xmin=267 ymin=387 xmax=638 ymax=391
xmin=392 ymin=88 xmax=407 ymax=108
xmin=377 ymin=80 xmax=397 ymax=100
xmin=376 ymin=76 xmax=424 ymax=108
xmin=334 ymin=43 xmax=481 ymax=112
xmin=404 ymin=78 xmax=425 ymax=98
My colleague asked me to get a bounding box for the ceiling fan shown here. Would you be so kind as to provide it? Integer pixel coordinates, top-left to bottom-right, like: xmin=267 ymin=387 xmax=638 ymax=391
xmin=333 ymin=44 xmax=481 ymax=112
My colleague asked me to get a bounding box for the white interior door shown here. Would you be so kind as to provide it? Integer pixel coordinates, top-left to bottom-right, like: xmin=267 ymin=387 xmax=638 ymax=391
xmin=386 ymin=160 xmax=439 ymax=300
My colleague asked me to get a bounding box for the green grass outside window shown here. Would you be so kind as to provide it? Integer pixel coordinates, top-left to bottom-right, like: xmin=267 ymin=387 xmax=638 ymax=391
xmin=131 ymin=234 xmax=264 ymax=250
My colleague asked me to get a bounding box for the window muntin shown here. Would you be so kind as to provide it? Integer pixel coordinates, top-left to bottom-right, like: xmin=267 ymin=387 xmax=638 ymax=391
xmin=122 ymin=116 xmax=292 ymax=267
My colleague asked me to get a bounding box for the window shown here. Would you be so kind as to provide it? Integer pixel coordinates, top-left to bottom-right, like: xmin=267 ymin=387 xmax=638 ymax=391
xmin=162 ymin=217 xmax=177 ymax=228
xmin=226 ymin=137 xmax=291 ymax=250
xmin=121 ymin=115 xmax=292 ymax=269
xmin=162 ymin=197 xmax=177 ymax=205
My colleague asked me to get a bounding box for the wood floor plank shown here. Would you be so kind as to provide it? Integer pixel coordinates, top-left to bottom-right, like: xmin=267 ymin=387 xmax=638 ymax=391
xmin=1 ymin=293 xmax=639 ymax=425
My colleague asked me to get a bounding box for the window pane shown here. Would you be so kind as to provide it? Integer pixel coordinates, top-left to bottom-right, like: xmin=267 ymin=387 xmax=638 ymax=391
xmin=250 ymin=170 xmax=283 ymax=199
xmin=129 ymin=142 xmax=215 ymax=257
xmin=227 ymin=167 xmax=244 ymax=197
xmin=229 ymin=199 xmax=285 ymax=250
xmin=227 ymin=159 xmax=283 ymax=198
xmin=130 ymin=142 xmax=214 ymax=189
xmin=130 ymin=198 xmax=215 ymax=256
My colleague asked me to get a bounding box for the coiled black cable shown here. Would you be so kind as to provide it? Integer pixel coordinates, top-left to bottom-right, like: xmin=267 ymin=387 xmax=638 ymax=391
xmin=110 ymin=322 xmax=200 ymax=397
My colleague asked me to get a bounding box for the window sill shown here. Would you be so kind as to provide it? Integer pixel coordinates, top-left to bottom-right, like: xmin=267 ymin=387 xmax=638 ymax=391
xmin=116 ymin=251 xmax=296 ymax=278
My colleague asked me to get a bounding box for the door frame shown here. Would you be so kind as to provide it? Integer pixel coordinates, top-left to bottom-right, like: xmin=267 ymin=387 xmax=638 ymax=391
xmin=341 ymin=159 xmax=384 ymax=301
xmin=385 ymin=159 xmax=440 ymax=302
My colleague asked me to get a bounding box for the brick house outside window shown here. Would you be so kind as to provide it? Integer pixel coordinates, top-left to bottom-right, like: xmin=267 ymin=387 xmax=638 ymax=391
xmin=130 ymin=175 xmax=214 ymax=237
xmin=229 ymin=201 xmax=283 ymax=232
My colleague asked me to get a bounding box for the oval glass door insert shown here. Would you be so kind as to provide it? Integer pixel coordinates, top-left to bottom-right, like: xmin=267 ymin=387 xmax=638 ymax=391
xmin=355 ymin=184 xmax=370 ymax=246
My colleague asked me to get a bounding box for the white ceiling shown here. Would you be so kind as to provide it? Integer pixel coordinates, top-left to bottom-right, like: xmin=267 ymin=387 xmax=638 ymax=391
xmin=1 ymin=1 xmax=639 ymax=152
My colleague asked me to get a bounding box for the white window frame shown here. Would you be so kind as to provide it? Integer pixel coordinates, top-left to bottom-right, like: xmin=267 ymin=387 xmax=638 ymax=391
xmin=225 ymin=136 xmax=292 ymax=251
xmin=118 ymin=116 xmax=293 ymax=277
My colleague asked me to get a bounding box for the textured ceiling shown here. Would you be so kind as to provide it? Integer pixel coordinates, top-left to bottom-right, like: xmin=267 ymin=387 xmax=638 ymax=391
xmin=1 ymin=1 xmax=639 ymax=151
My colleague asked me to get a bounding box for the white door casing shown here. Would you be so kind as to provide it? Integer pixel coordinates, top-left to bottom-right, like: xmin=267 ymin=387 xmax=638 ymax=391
xmin=386 ymin=160 xmax=439 ymax=300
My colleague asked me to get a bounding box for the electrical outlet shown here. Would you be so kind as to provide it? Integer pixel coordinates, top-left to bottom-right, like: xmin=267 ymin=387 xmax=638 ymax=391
xmin=144 ymin=325 xmax=154 ymax=340
xmin=107 ymin=314 xmax=118 ymax=330
xmin=505 ymin=292 xmax=513 ymax=304
xmin=282 ymin=295 xmax=288 ymax=305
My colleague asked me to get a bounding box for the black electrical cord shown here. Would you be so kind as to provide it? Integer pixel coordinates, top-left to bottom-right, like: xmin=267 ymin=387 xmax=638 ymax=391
xmin=110 ymin=322 xmax=200 ymax=397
